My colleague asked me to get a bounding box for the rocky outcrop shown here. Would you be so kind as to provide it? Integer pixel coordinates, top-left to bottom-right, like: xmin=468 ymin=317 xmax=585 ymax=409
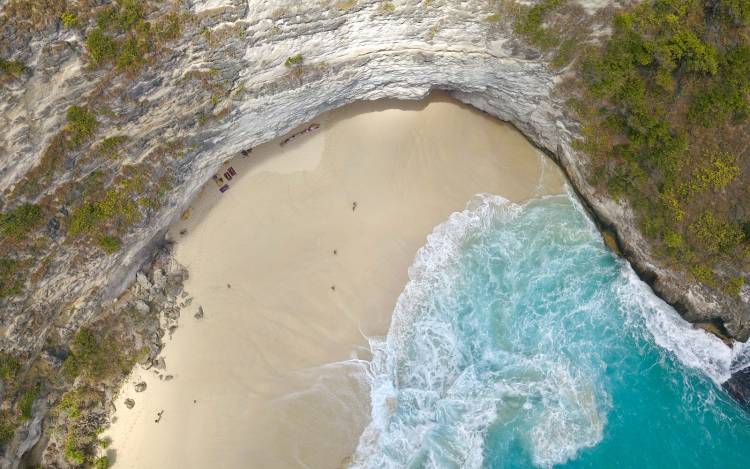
xmin=1 ymin=0 xmax=748 ymax=452
xmin=725 ymin=368 xmax=750 ymax=407
xmin=0 ymin=250 xmax=188 ymax=469
xmin=1 ymin=0 xmax=578 ymax=355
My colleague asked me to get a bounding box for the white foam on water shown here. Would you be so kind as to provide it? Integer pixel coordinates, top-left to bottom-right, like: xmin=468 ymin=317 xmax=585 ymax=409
xmin=351 ymin=192 xmax=744 ymax=469
xmin=527 ymin=361 xmax=605 ymax=467
xmin=730 ymin=342 xmax=750 ymax=375
xmin=615 ymin=267 xmax=737 ymax=385
xmin=351 ymin=195 xmax=607 ymax=469
xmin=354 ymin=195 xmax=508 ymax=468
xmin=563 ymin=185 xmax=743 ymax=385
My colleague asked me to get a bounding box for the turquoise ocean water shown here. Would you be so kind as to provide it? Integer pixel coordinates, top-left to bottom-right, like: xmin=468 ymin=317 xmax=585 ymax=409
xmin=352 ymin=194 xmax=750 ymax=468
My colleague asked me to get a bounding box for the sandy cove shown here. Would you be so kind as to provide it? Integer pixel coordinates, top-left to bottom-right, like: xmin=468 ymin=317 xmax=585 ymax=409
xmin=104 ymin=93 xmax=566 ymax=468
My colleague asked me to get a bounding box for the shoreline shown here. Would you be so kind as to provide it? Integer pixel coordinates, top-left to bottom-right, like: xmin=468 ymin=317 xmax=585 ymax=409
xmin=104 ymin=93 xmax=566 ymax=468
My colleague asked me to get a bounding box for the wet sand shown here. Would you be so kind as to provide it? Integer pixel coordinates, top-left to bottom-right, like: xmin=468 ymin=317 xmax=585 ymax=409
xmin=105 ymin=93 xmax=566 ymax=468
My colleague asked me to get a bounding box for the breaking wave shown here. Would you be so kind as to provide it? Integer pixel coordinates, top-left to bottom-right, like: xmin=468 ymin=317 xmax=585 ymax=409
xmin=351 ymin=194 xmax=750 ymax=468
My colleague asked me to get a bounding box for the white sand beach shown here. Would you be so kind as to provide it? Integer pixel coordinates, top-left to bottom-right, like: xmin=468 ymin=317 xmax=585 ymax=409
xmin=105 ymin=94 xmax=566 ymax=468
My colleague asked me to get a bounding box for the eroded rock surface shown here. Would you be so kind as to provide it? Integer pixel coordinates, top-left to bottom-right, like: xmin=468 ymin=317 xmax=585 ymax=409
xmin=1 ymin=0 xmax=749 ymax=464
xmin=2 ymin=0 xmax=745 ymax=352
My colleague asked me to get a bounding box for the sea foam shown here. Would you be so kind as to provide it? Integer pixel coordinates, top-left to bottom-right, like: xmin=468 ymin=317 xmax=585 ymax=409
xmin=351 ymin=193 xmax=750 ymax=468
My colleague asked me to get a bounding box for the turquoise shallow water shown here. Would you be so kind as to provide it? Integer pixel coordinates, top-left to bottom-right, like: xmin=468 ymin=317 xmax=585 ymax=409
xmin=352 ymin=194 xmax=750 ymax=468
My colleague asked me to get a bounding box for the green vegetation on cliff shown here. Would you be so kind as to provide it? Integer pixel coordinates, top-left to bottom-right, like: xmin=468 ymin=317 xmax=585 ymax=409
xmin=0 ymin=352 xmax=20 ymax=383
xmin=67 ymin=173 xmax=147 ymax=254
xmin=0 ymin=0 xmax=190 ymax=463
xmin=569 ymin=0 xmax=750 ymax=293
xmin=513 ymin=0 xmax=563 ymax=49
xmin=509 ymin=0 xmax=590 ymax=69
xmin=0 ymin=204 xmax=43 ymax=241
xmin=85 ymin=28 xmax=118 ymax=66
xmin=285 ymin=53 xmax=304 ymax=67
xmin=17 ymin=384 xmax=39 ymax=421
xmin=0 ymin=258 xmax=23 ymax=298
xmin=0 ymin=57 xmax=24 ymax=77
xmin=66 ymin=106 xmax=99 ymax=147
xmin=62 ymin=328 xmax=136 ymax=380
xmin=56 ymin=326 xmax=149 ymax=466
xmin=94 ymin=456 xmax=111 ymax=469
xmin=0 ymin=367 xmax=39 ymax=446
xmin=83 ymin=0 xmax=183 ymax=73
xmin=97 ymin=135 xmax=130 ymax=159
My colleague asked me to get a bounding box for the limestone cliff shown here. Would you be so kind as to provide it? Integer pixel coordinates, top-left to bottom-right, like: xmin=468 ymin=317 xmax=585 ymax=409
xmin=0 ymin=0 xmax=748 ymax=464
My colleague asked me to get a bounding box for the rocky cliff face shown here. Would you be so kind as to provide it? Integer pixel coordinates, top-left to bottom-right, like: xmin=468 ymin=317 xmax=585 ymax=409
xmin=1 ymin=0 xmax=748 ymax=450
xmin=3 ymin=0 xmax=750 ymax=466
xmin=0 ymin=0 xmax=578 ymax=354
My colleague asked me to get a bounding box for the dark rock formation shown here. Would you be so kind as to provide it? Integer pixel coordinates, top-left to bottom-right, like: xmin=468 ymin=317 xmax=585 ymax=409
xmin=724 ymin=369 xmax=750 ymax=408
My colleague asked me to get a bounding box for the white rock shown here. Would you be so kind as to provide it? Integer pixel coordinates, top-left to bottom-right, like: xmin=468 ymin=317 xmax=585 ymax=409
xmin=152 ymin=269 xmax=167 ymax=291
xmin=136 ymin=272 xmax=153 ymax=292
xmin=134 ymin=300 xmax=151 ymax=315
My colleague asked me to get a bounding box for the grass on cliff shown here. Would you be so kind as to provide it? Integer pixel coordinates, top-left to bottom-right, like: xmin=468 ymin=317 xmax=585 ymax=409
xmin=0 ymin=57 xmax=25 ymax=77
xmin=17 ymin=384 xmax=39 ymax=421
xmin=66 ymin=106 xmax=99 ymax=147
xmin=509 ymin=0 xmax=590 ymax=69
xmin=62 ymin=328 xmax=141 ymax=381
xmin=97 ymin=135 xmax=129 ymax=159
xmin=67 ymin=174 xmax=144 ymax=253
xmin=0 ymin=352 xmax=20 ymax=384
xmin=59 ymin=387 xmax=104 ymax=465
xmin=60 ymin=11 xmax=78 ymax=28
xmin=284 ymin=53 xmax=303 ymax=67
xmin=0 ymin=352 xmax=24 ymax=448
xmin=96 ymin=235 xmax=122 ymax=253
xmin=0 ymin=418 xmax=15 ymax=447
xmin=57 ymin=326 xmax=148 ymax=465
xmin=571 ymin=0 xmax=750 ymax=293
xmin=0 ymin=204 xmax=43 ymax=241
xmin=513 ymin=0 xmax=564 ymax=49
xmin=84 ymin=0 xmax=184 ymax=74
xmin=0 ymin=258 xmax=23 ymax=299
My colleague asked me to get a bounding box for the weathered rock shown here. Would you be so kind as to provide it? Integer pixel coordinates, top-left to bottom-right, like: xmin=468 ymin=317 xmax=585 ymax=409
xmin=152 ymin=357 xmax=166 ymax=371
xmin=164 ymin=308 xmax=180 ymax=321
xmin=136 ymin=272 xmax=153 ymax=292
xmin=40 ymin=350 xmax=63 ymax=368
xmin=46 ymin=217 xmax=60 ymax=237
xmin=723 ymin=368 xmax=750 ymax=407
xmin=166 ymin=281 xmax=184 ymax=298
xmin=12 ymin=400 xmax=46 ymax=467
xmin=153 ymin=269 xmax=167 ymax=291
xmin=134 ymin=300 xmax=151 ymax=315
